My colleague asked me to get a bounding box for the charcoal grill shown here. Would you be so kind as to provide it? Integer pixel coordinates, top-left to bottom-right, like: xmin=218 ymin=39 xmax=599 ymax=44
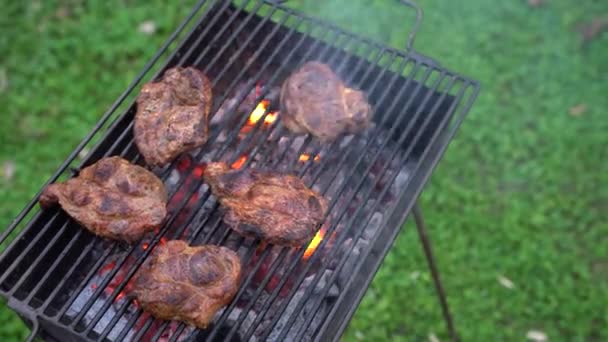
xmin=0 ymin=0 xmax=479 ymax=341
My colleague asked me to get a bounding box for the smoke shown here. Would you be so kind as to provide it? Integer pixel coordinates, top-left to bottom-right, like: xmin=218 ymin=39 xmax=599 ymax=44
xmin=283 ymin=0 xmax=418 ymax=51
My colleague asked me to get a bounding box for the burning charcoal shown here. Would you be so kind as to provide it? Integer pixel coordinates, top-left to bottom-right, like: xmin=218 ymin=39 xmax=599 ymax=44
xmin=226 ymin=307 xmax=259 ymax=341
xmin=338 ymin=239 xmax=369 ymax=290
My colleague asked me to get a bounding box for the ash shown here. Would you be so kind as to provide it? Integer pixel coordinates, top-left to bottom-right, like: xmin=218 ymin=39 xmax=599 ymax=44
xmin=65 ymin=254 xmax=137 ymax=341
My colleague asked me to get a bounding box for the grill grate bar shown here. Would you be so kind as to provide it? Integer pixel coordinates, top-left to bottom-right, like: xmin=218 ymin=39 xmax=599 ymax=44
xmin=134 ymin=13 xmax=353 ymax=342
xmin=60 ymin=0 xmax=284 ymax=332
xmin=240 ymin=54 xmax=415 ymax=340
xmin=52 ymin=139 xmax=146 ymax=317
xmin=234 ymin=54 xmax=408 ymax=340
xmin=223 ymin=47 xmax=404 ymax=342
xmin=102 ymin=18 xmax=320 ymax=342
xmin=316 ymin=79 xmax=473 ymax=340
xmin=9 ymin=118 xmax=145 ymax=298
xmin=4 ymin=0 xmax=218 ymax=306
xmin=260 ymin=69 xmax=448 ymax=340
xmin=175 ymin=0 xmax=232 ymax=66
xmin=283 ymin=63 xmax=439 ymax=337
xmin=76 ymin=3 xmax=290 ymax=336
xmin=292 ymin=77 xmax=467 ymax=340
xmin=205 ymin=31 xmax=370 ymax=342
xmin=88 ymin=3 xmax=333 ymax=340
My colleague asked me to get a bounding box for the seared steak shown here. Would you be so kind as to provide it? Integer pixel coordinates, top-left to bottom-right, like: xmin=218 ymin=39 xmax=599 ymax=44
xmin=39 ymin=156 xmax=167 ymax=243
xmin=135 ymin=66 xmax=212 ymax=167
xmin=132 ymin=240 xmax=241 ymax=328
xmin=280 ymin=61 xmax=372 ymax=142
xmin=204 ymin=162 xmax=328 ymax=246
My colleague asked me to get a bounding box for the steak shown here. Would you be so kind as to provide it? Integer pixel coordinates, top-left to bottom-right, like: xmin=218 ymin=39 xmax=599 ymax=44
xmin=280 ymin=61 xmax=372 ymax=142
xmin=132 ymin=240 xmax=241 ymax=328
xmin=135 ymin=66 xmax=212 ymax=167
xmin=204 ymin=162 xmax=328 ymax=246
xmin=39 ymin=156 xmax=167 ymax=244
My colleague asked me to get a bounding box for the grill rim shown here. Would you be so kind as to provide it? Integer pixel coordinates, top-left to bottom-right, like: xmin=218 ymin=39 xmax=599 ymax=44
xmin=0 ymin=0 xmax=480 ymax=341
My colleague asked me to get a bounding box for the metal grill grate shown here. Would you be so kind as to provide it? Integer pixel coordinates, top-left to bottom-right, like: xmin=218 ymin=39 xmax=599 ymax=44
xmin=0 ymin=0 xmax=479 ymax=341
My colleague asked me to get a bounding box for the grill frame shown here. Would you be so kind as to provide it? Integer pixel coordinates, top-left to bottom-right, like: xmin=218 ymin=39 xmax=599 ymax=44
xmin=0 ymin=1 xmax=479 ymax=341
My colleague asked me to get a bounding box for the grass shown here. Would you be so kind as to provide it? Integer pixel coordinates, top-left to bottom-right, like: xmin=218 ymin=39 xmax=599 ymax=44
xmin=1 ymin=0 xmax=606 ymax=341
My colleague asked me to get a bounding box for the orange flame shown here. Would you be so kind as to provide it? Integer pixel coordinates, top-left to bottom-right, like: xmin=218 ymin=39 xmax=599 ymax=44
xmin=298 ymin=153 xmax=321 ymax=162
xmin=231 ymin=156 xmax=247 ymax=169
xmin=303 ymin=228 xmax=325 ymax=259
xmin=116 ymin=291 xmax=127 ymax=302
xmin=248 ymin=100 xmax=278 ymax=125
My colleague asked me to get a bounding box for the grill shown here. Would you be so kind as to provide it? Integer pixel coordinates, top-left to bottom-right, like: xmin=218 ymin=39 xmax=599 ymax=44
xmin=0 ymin=0 xmax=479 ymax=341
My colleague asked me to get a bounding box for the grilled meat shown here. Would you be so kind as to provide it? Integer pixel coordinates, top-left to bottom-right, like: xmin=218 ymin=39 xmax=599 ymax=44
xmin=204 ymin=162 xmax=328 ymax=246
xmin=39 ymin=156 xmax=167 ymax=243
xmin=135 ymin=66 xmax=212 ymax=167
xmin=132 ymin=240 xmax=241 ymax=328
xmin=280 ymin=61 xmax=372 ymax=142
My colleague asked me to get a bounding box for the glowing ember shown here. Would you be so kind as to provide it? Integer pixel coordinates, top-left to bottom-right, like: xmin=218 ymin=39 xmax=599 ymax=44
xmin=99 ymin=261 xmax=117 ymax=275
xmin=142 ymin=243 xmax=149 ymax=250
xmin=116 ymin=291 xmax=127 ymax=302
xmin=303 ymin=228 xmax=325 ymax=259
xmin=192 ymin=164 xmax=205 ymax=178
xmin=298 ymin=153 xmax=321 ymax=162
xmin=248 ymin=100 xmax=278 ymax=125
xmin=231 ymin=156 xmax=247 ymax=169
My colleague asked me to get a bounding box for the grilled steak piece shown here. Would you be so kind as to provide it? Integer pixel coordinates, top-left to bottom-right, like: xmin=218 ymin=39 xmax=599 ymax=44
xmin=204 ymin=162 xmax=328 ymax=246
xmin=135 ymin=66 xmax=212 ymax=167
xmin=39 ymin=156 xmax=167 ymax=243
xmin=280 ymin=61 xmax=372 ymax=142
xmin=132 ymin=240 xmax=241 ymax=328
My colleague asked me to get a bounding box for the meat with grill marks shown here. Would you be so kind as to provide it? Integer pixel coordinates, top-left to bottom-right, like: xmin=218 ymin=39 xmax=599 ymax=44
xmin=132 ymin=240 xmax=241 ymax=328
xmin=39 ymin=156 xmax=167 ymax=244
xmin=280 ymin=61 xmax=373 ymax=142
xmin=204 ymin=162 xmax=328 ymax=246
xmin=135 ymin=66 xmax=212 ymax=167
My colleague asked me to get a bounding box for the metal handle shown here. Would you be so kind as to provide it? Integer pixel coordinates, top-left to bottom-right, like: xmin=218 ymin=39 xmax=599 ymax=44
xmin=25 ymin=319 xmax=40 ymax=342
xmin=399 ymin=0 xmax=423 ymax=52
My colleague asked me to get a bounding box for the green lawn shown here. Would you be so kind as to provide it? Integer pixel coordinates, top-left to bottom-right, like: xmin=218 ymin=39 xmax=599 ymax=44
xmin=1 ymin=0 xmax=606 ymax=341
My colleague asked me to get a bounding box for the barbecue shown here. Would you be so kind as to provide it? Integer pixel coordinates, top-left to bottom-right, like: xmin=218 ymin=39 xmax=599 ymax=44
xmin=280 ymin=61 xmax=372 ymax=142
xmin=204 ymin=161 xmax=328 ymax=246
xmin=0 ymin=0 xmax=479 ymax=341
xmin=135 ymin=66 xmax=212 ymax=167
xmin=39 ymin=156 xmax=167 ymax=244
xmin=132 ymin=240 xmax=241 ymax=329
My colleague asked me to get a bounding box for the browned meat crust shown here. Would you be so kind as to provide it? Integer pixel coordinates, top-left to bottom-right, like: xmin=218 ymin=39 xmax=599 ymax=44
xmin=280 ymin=61 xmax=372 ymax=142
xmin=135 ymin=66 xmax=212 ymax=167
xmin=132 ymin=240 xmax=241 ymax=328
xmin=204 ymin=162 xmax=328 ymax=246
xmin=39 ymin=156 xmax=167 ymax=243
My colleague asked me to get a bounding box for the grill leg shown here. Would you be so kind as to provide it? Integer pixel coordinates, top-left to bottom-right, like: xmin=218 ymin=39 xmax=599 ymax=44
xmin=413 ymin=203 xmax=459 ymax=342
